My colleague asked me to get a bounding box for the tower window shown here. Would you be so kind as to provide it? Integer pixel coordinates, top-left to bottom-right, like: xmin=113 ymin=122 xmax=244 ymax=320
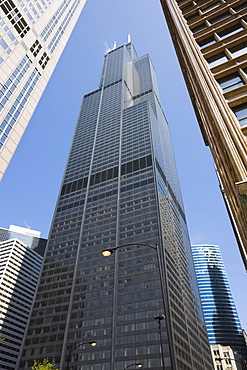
xmin=207 ymin=52 xmax=228 ymax=68
xmin=198 ymin=35 xmax=216 ymax=49
xmin=216 ymin=73 xmax=244 ymax=92
xmin=30 ymin=40 xmax=42 ymax=57
xmin=217 ymin=23 xmax=244 ymax=39
xmin=231 ymin=1 xmax=247 ymax=12
xmin=229 ymin=42 xmax=247 ymax=58
xmin=181 ymin=2 xmax=194 ymax=12
xmin=0 ymin=37 xmax=12 ymax=55
xmin=209 ymin=11 xmax=231 ymax=25
xmin=232 ymin=103 xmax=247 ymax=127
xmin=201 ymin=2 xmax=221 ymax=14
xmin=39 ymin=52 xmax=50 ymax=69
xmin=191 ymin=22 xmax=207 ymax=33
xmin=185 ymin=12 xmax=199 ymax=22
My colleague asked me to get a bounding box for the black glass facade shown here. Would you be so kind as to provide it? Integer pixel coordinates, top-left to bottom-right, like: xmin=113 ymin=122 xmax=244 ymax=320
xmin=19 ymin=43 xmax=213 ymax=370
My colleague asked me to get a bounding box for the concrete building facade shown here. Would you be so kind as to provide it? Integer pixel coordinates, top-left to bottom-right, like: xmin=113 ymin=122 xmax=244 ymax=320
xmin=0 ymin=0 xmax=87 ymax=180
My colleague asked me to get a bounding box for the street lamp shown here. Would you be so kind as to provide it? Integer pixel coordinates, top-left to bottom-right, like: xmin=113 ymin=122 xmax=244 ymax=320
xmin=101 ymin=243 xmax=173 ymax=370
xmin=66 ymin=341 xmax=97 ymax=370
xmin=124 ymin=363 xmax=143 ymax=369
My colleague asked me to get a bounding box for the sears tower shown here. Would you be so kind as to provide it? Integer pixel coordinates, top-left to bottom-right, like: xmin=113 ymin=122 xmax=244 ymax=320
xmin=19 ymin=41 xmax=212 ymax=370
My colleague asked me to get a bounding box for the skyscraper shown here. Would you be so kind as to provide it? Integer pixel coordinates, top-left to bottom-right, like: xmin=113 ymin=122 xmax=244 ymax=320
xmin=159 ymin=0 xmax=247 ymax=268
xmin=19 ymin=41 xmax=212 ymax=370
xmin=0 ymin=0 xmax=87 ymax=180
xmin=0 ymin=226 xmax=46 ymax=369
xmin=0 ymin=224 xmax=47 ymax=256
xmin=191 ymin=244 xmax=247 ymax=359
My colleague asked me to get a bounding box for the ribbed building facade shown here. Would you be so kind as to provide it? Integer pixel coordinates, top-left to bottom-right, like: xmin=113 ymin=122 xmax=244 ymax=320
xmin=0 ymin=235 xmax=44 ymax=369
xmin=0 ymin=0 xmax=87 ymax=180
xmin=18 ymin=41 xmax=212 ymax=370
xmin=191 ymin=244 xmax=247 ymax=360
xmin=160 ymin=0 xmax=247 ymax=268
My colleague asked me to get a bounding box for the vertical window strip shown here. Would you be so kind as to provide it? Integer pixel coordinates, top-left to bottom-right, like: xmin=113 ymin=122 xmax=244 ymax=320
xmin=40 ymin=0 xmax=73 ymax=42
xmin=33 ymin=0 xmax=44 ymax=14
xmin=0 ymin=17 xmax=19 ymax=46
xmin=48 ymin=0 xmax=81 ymax=54
xmin=26 ymin=0 xmax=40 ymax=20
xmin=0 ymin=37 xmax=12 ymax=54
xmin=0 ymin=68 xmax=41 ymax=149
xmin=18 ymin=0 xmax=56 ymax=22
xmin=0 ymin=56 xmax=32 ymax=112
xmin=16 ymin=0 xmax=35 ymax=24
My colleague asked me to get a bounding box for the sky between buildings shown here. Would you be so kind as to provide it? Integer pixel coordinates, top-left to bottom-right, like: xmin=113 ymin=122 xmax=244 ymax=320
xmin=1 ymin=0 xmax=246 ymax=330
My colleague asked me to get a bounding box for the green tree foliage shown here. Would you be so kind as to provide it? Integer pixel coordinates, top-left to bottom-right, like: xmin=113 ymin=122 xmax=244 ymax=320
xmin=32 ymin=358 xmax=58 ymax=370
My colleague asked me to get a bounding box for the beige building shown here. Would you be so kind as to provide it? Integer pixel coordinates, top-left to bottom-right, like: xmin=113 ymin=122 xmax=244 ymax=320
xmin=211 ymin=344 xmax=243 ymax=370
xmin=160 ymin=0 xmax=247 ymax=268
xmin=0 ymin=0 xmax=87 ymax=180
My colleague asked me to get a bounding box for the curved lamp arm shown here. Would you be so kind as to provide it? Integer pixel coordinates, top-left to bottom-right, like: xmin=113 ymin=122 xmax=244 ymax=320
xmin=124 ymin=363 xmax=143 ymax=370
xmin=101 ymin=243 xmax=157 ymax=257
xmin=66 ymin=341 xmax=97 ymax=370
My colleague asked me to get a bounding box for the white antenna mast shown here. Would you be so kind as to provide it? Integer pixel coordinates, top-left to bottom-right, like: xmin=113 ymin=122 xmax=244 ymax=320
xmin=127 ymin=34 xmax=131 ymax=43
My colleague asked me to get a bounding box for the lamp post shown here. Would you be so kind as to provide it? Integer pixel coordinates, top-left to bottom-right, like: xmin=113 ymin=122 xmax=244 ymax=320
xmin=124 ymin=363 xmax=143 ymax=369
xmin=66 ymin=341 xmax=97 ymax=370
xmin=154 ymin=314 xmax=166 ymax=370
xmin=101 ymin=242 xmax=174 ymax=370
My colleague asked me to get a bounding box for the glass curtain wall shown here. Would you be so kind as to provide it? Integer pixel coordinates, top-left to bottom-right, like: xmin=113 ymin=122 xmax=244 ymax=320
xmin=19 ymin=42 xmax=212 ymax=370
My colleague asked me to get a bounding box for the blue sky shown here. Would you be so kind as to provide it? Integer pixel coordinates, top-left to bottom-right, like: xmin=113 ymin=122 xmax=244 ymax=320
xmin=1 ymin=0 xmax=246 ymax=330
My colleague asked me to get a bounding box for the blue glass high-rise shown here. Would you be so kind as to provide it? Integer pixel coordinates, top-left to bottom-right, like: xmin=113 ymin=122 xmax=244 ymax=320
xmin=19 ymin=41 xmax=213 ymax=370
xmin=191 ymin=244 xmax=247 ymax=359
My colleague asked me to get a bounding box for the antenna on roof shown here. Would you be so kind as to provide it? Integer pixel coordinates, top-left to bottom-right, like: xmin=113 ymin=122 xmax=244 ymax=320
xmin=113 ymin=41 xmax=117 ymax=49
xmin=127 ymin=34 xmax=131 ymax=43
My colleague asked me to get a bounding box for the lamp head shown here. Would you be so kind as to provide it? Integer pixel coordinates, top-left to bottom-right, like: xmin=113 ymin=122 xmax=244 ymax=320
xmin=101 ymin=248 xmax=115 ymax=257
xmin=137 ymin=364 xmax=143 ymax=368
xmin=89 ymin=341 xmax=97 ymax=347
xmin=215 ymin=358 xmax=221 ymax=364
xmin=153 ymin=314 xmax=166 ymax=321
